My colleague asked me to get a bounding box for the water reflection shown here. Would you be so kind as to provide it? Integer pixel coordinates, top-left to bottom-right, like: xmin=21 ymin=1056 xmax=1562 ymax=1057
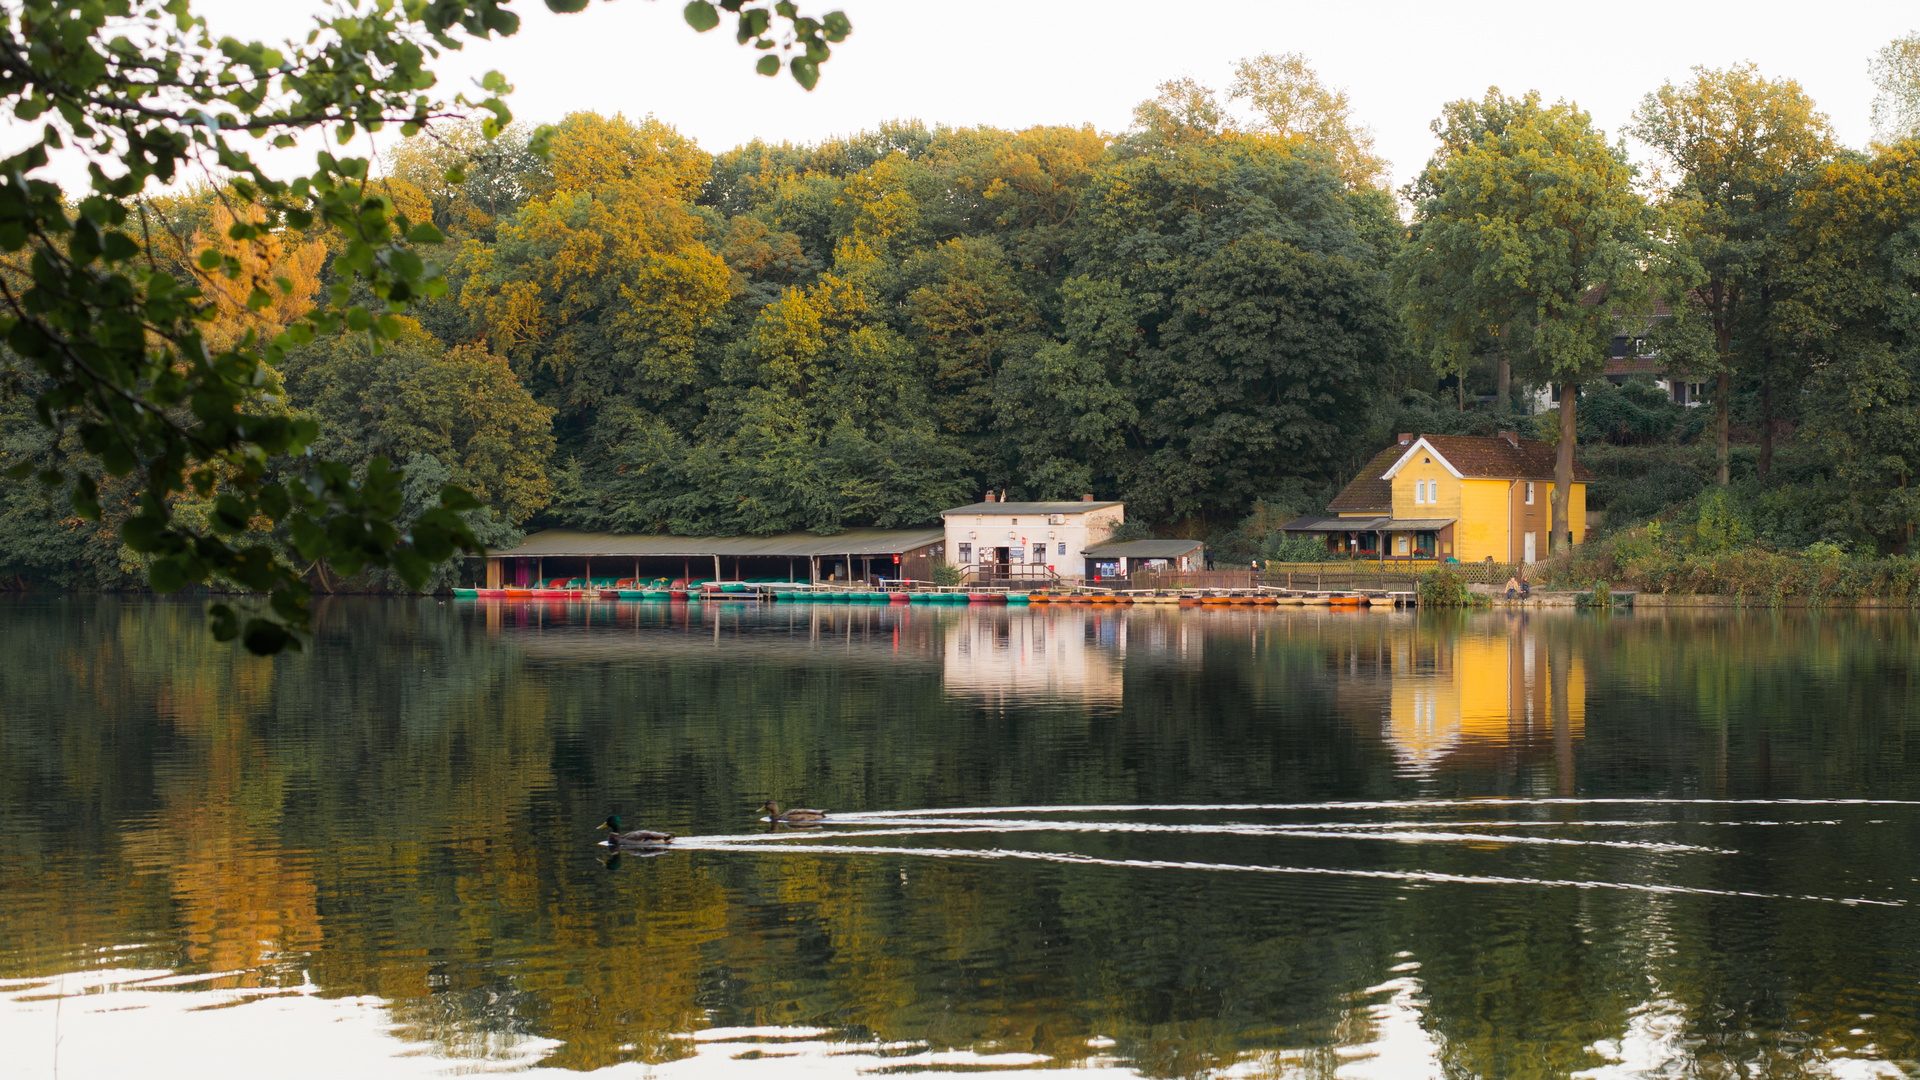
xmin=4 ymin=598 xmax=1920 ymax=1078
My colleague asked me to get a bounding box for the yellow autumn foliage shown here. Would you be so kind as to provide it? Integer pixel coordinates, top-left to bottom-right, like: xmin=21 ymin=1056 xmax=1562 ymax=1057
xmin=188 ymin=201 xmax=327 ymax=351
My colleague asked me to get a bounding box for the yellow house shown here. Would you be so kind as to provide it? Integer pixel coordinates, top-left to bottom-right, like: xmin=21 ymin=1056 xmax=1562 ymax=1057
xmin=1283 ymin=432 xmax=1590 ymax=564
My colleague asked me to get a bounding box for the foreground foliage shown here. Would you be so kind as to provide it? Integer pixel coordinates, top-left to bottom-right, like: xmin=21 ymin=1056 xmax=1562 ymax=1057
xmin=0 ymin=0 xmax=851 ymax=650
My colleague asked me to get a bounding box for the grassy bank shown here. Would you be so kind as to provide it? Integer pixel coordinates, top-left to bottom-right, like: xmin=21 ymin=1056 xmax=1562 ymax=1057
xmin=1537 ymin=518 xmax=1920 ymax=606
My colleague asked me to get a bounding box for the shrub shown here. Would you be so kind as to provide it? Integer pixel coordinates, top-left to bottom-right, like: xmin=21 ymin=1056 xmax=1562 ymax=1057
xmin=931 ymin=561 xmax=962 ymax=587
xmin=1419 ymin=566 xmax=1474 ymax=607
xmin=1265 ymin=532 xmax=1334 ymax=563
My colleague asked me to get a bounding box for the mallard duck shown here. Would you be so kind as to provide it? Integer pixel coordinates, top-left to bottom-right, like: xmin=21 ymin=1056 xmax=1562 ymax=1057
xmin=598 ymin=815 xmax=674 ymax=845
xmin=761 ymin=800 xmax=828 ymax=823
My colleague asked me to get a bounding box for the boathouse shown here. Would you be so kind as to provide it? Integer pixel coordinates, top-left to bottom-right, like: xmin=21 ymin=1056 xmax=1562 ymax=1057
xmin=1280 ymin=433 xmax=1591 ymax=564
xmin=940 ymin=494 xmax=1123 ymax=583
xmin=483 ymin=528 xmax=945 ymax=588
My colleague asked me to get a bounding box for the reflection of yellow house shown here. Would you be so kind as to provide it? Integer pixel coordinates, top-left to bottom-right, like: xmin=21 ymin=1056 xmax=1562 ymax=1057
xmin=1285 ymin=433 xmax=1592 ymax=565
xmin=1386 ymin=629 xmax=1584 ymax=771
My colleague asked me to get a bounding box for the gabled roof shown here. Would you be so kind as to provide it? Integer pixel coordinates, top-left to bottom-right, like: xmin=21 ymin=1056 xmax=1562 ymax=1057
xmin=942 ymin=501 xmax=1122 ymax=515
xmin=1383 ymin=434 xmax=1593 ymax=483
xmin=1326 ymin=445 xmax=1403 ymax=512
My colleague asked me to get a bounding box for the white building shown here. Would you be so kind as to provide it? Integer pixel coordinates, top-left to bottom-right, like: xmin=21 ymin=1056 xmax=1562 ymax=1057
xmin=940 ymin=496 xmax=1123 ymax=582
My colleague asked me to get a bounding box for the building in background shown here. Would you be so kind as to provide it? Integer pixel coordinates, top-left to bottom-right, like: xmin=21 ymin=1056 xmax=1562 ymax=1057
xmin=1280 ymin=433 xmax=1591 ymax=564
xmin=940 ymin=495 xmax=1123 ymax=583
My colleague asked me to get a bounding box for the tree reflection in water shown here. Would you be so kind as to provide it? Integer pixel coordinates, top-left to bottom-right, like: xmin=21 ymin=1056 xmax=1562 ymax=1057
xmin=1 ymin=597 xmax=1918 ymax=1078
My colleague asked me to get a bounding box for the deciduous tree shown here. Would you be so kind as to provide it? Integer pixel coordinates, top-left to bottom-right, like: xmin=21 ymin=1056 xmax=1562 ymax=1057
xmin=1395 ymin=89 xmax=1655 ymax=551
xmin=1631 ymin=64 xmax=1836 ymax=484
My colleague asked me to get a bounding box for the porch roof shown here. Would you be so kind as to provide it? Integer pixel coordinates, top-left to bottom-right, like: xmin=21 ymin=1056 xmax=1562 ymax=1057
xmin=1280 ymin=516 xmax=1455 ymax=533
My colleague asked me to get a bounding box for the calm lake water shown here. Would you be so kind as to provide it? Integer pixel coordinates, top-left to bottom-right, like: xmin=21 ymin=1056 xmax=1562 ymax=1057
xmin=3 ymin=597 xmax=1920 ymax=1079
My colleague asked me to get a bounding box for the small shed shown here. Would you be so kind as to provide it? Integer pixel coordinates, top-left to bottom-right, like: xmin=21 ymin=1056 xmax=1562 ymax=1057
xmin=1082 ymin=538 xmax=1206 ymax=578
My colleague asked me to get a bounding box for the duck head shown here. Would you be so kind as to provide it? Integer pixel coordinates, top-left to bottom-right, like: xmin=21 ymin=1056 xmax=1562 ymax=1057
xmin=760 ymin=801 xmax=779 ymax=818
xmin=599 ymin=815 xmax=622 ymax=832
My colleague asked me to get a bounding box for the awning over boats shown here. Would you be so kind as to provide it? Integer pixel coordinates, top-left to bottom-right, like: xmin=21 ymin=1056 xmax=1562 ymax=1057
xmin=487 ymin=528 xmax=945 ymax=559
xmin=1081 ymin=539 xmax=1206 ymax=559
xmin=1280 ymin=516 xmax=1456 ymax=533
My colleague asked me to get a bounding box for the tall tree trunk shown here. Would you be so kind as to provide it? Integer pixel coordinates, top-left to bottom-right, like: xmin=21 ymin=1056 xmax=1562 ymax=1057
xmin=1758 ymin=375 xmax=1774 ymax=483
xmin=1457 ymin=373 xmax=1465 ymax=411
xmin=1554 ymin=382 xmax=1576 ymax=553
xmin=1496 ymin=355 xmax=1511 ymax=412
xmin=1716 ymin=370 xmax=1731 ymax=486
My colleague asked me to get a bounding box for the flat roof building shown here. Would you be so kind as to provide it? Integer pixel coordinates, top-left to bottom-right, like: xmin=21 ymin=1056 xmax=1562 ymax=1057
xmin=940 ymin=496 xmax=1123 ymax=583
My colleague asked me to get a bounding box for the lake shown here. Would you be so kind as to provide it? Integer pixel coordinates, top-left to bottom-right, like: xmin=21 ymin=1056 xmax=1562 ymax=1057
xmin=3 ymin=596 xmax=1918 ymax=1078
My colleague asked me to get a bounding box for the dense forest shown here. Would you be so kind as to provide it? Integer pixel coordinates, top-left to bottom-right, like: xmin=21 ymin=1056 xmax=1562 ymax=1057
xmin=7 ymin=48 xmax=1920 ymax=591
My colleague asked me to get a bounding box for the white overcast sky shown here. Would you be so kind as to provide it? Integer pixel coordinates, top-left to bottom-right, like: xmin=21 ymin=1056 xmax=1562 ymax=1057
xmin=63 ymin=0 xmax=1920 ymax=193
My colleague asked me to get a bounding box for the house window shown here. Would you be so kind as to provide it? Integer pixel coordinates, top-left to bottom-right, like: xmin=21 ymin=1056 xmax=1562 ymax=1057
xmin=1359 ymin=532 xmax=1378 ymax=554
xmin=1030 ymin=545 xmax=1045 ymax=563
xmin=1525 ymin=482 xmax=1534 ymax=505
xmin=957 ymin=543 xmax=972 ymax=564
xmin=1011 ymin=518 xmax=1018 ymax=525
xmin=1415 ymin=531 xmax=1437 ymax=558
xmin=1414 ymin=479 xmax=1425 ymax=506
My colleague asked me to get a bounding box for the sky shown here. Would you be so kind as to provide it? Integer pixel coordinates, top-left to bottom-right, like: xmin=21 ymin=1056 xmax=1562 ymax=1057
xmin=23 ymin=0 xmax=1920 ymax=193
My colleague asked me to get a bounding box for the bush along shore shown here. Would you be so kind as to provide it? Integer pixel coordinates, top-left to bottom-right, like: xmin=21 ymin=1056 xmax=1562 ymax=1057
xmin=1533 ymin=490 xmax=1920 ymax=607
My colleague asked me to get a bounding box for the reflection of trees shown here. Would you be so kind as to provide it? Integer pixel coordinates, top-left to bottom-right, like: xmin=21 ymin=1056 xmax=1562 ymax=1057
xmin=3 ymin=599 xmax=1920 ymax=1073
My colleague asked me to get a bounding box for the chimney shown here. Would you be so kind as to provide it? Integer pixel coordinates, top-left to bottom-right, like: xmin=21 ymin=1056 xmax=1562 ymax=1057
xmin=984 ymin=489 xmax=995 ymax=503
xmin=1497 ymin=430 xmax=1520 ymax=448
xmin=1081 ymin=493 xmax=1095 ymax=502
xmin=1398 ymin=433 xmax=1414 ymax=445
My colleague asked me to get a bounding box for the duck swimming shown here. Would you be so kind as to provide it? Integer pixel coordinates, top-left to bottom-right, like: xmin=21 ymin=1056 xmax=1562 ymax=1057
xmin=761 ymin=800 xmax=828 ymax=823
xmin=598 ymin=815 xmax=675 ymax=845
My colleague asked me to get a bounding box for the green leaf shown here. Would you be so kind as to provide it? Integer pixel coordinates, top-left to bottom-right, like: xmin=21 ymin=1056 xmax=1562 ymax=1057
xmin=207 ymin=603 xmax=239 ymax=641
xmin=545 ymin=0 xmax=591 ymax=11
xmin=756 ymin=55 xmax=780 ymax=77
xmin=683 ymin=0 xmax=720 ymax=31
xmin=439 ymin=484 xmax=484 ymax=511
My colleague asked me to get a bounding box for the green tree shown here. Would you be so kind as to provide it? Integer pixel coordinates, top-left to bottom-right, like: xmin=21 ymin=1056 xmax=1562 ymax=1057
xmin=1790 ymin=143 xmax=1920 ymax=549
xmin=1395 ymin=89 xmax=1655 ymax=552
xmin=0 ymin=0 xmax=851 ymax=652
xmin=1631 ymin=64 xmax=1836 ymax=484
xmin=1871 ymin=32 xmax=1920 ymax=145
xmin=1227 ymin=52 xmax=1387 ymax=189
xmin=1053 ymin=136 xmax=1394 ymax=525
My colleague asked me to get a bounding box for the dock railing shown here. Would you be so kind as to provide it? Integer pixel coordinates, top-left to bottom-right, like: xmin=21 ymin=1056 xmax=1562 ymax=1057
xmin=1124 ymin=561 xmax=1491 ymax=594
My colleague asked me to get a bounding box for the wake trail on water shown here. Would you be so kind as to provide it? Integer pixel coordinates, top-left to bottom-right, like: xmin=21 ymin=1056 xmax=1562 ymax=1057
xmin=673 ymin=841 xmax=1904 ymax=907
xmin=692 ymin=820 xmax=1729 ymax=854
xmin=665 ymin=801 xmax=1914 ymax=907
xmin=845 ymin=798 xmax=1920 ymax=817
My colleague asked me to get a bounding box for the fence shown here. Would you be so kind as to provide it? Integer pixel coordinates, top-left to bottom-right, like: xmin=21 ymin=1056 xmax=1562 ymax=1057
xmin=1123 ymin=560 xmax=1521 ymax=593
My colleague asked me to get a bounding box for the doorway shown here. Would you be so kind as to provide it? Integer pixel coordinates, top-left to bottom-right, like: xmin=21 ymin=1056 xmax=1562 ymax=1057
xmin=1523 ymin=531 xmax=1536 ymax=564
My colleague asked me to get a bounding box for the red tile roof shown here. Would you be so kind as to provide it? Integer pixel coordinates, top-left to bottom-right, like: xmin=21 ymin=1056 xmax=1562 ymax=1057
xmin=1328 ymin=434 xmax=1593 ymax=513
xmin=1413 ymin=434 xmax=1594 ymax=482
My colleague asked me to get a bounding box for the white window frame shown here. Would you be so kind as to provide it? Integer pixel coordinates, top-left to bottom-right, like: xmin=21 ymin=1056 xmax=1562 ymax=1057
xmin=1413 ymin=479 xmax=1425 ymax=506
xmin=1525 ymin=482 xmax=1534 ymax=505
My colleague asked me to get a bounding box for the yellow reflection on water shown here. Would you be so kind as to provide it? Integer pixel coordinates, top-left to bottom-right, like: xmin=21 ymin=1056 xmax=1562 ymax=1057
xmin=1384 ymin=621 xmax=1584 ymax=779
